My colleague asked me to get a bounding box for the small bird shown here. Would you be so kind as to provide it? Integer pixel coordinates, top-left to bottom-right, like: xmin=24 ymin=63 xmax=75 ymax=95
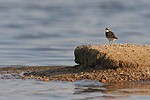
xmin=105 ymin=27 xmax=118 ymax=44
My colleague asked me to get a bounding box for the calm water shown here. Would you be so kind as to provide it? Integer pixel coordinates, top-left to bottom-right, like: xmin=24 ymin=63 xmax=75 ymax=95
xmin=0 ymin=80 xmax=150 ymax=100
xmin=0 ymin=0 xmax=150 ymax=100
xmin=0 ymin=0 xmax=150 ymax=66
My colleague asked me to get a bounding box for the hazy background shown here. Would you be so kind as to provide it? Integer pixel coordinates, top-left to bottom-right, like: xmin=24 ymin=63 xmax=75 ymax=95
xmin=0 ymin=0 xmax=149 ymax=66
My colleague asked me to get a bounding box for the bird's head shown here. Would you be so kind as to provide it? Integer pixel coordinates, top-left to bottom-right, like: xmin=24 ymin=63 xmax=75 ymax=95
xmin=105 ymin=27 xmax=110 ymax=32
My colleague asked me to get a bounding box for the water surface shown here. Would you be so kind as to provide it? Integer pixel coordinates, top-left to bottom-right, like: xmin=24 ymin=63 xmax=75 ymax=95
xmin=0 ymin=0 xmax=150 ymax=66
xmin=0 ymin=80 xmax=150 ymax=100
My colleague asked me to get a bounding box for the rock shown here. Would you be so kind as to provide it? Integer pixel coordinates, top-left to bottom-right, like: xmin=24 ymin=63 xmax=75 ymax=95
xmin=74 ymin=44 xmax=150 ymax=68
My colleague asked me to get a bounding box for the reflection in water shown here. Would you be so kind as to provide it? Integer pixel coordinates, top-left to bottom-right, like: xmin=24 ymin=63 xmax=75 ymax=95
xmin=107 ymin=82 xmax=150 ymax=95
xmin=73 ymin=80 xmax=150 ymax=99
xmin=0 ymin=79 xmax=150 ymax=100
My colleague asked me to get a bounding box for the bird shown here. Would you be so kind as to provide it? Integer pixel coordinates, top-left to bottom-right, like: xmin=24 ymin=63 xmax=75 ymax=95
xmin=105 ymin=27 xmax=118 ymax=44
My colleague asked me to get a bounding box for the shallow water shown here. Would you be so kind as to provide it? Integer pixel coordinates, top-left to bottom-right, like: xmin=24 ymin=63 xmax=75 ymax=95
xmin=0 ymin=0 xmax=150 ymax=100
xmin=0 ymin=80 xmax=150 ymax=100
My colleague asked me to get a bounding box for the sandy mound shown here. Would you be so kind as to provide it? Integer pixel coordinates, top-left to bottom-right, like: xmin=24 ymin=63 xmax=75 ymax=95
xmin=75 ymin=44 xmax=150 ymax=68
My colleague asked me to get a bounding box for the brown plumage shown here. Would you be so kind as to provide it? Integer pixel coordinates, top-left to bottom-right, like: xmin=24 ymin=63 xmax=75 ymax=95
xmin=105 ymin=27 xmax=118 ymax=44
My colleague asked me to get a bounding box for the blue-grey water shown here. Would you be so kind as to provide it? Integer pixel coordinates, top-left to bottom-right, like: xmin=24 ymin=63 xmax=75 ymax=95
xmin=0 ymin=0 xmax=150 ymax=100
xmin=0 ymin=0 xmax=150 ymax=66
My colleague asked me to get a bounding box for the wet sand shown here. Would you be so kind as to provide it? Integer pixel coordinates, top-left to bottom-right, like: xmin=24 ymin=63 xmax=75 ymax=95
xmin=0 ymin=65 xmax=149 ymax=83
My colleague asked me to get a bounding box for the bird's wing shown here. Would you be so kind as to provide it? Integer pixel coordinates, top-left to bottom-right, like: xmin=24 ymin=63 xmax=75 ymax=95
xmin=108 ymin=31 xmax=118 ymax=39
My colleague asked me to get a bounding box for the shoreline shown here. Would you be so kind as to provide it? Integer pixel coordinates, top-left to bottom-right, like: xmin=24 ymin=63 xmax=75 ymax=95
xmin=0 ymin=65 xmax=149 ymax=83
xmin=0 ymin=44 xmax=150 ymax=83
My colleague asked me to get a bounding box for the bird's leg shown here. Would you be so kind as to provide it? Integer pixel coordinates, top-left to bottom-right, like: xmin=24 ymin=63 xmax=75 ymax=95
xmin=109 ymin=41 xmax=112 ymax=45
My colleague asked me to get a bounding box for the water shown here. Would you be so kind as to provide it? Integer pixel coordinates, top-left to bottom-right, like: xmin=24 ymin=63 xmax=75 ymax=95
xmin=0 ymin=0 xmax=149 ymax=66
xmin=0 ymin=0 xmax=150 ymax=100
xmin=0 ymin=80 xmax=150 ymax=100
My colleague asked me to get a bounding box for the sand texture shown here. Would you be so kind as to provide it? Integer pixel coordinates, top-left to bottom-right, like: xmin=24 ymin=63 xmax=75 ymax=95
xmin=75 ymin=44 xmax=150 ymax=68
